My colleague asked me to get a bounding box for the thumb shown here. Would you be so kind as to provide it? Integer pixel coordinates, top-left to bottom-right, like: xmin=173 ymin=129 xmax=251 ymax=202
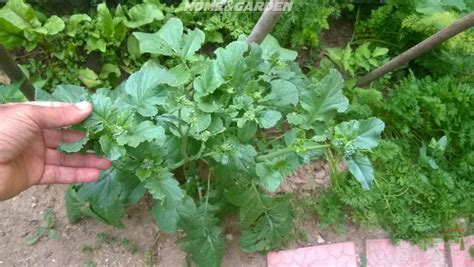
xmin=24 ymin=101 xmax=93 ymax=129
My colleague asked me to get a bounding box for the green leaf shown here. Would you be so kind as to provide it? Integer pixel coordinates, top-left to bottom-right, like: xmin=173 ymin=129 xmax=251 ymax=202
xmin=99 ymin=135 xmax=125 ymax=161
xmin=225 ymin=186 xmax=265 ymax=227
xmin=261 ymin=79 xmax=299 ymax=107
xmin=346 ymin=154 xmax=374 ymax=190
xmin=211 ymin=141 xmax=257 ymax=174
xmin=301 ymin=69 xmax=349 ymax=121
xmin=59 ymin=136 xmax=88 ymax=153
xmin=169 ymin=64 xmax=192 ymax=87
xmin=48 ymin=229 xmax=58 ymax=239
xmin=416 ymin=0 xmax=468 ymax=15
xmin=214 ymin=41 xmax=248 ymax=78
xmin=178 ymin=198 xmax=225 ymax=267
xmin=96 ymin=3 xmax=115 ymax=38
xmin=260 ymin=35 xmax=297 ymax=61
xmin=438 ymin=135 xmax=448 ymax=150
xmin=65 ymin=186 xmax=102 ymax=224
xmin=256 ymin=163 xmax=284 ymax=192
xmin=66 ymin=14 xmax=91 ymax=37
xmin=38 ymin=15 xmax=65 ymax=35
xmin=124 ymin=67 xmax=175 ymax=117
xmin=240 ymin=195 xmax=293 ymax=252
xmin=1 ymin=0 xmax=39 ymax=28
xmin=372 ymin=47 xmax=389 ymax=57
xmin=66 ymin=186 xmax=126 ymax=228
xmin=441 ymin=0 xmax=468 ymax=11
xmin=258 ymin=110 xmax=282 ymax=129
xmin=124 ymin=3 xmax=164 ymax=28
xmin=100 ymin=63 xmax=121 ymax=79
xmin=237 ymin=121 xmax=258 ymax=142
xmin=0 ymin=81 xmax=26 ymax=103
xmin=147 ymin=172 xmax=184 ymax=233
xmin=334 ymin=118 xmax=385 ymax=150
xmin=0 ymin=0 xmax=41 ymax=50
xmin=194 ymin=60 xmax=224 ymax=97
xmin=180 ymin=28 xmax=206 ymax=58
xmin=134 ymin=18 xmax=204 ymax=59
xmin=79 ymin=68 xmax=102 ymax=88
xmin=50 ymin=84 xmax=89 ymax=103
xmin=83 ymin=89 xmax=116 ymax=132
xmin=117 ymin=121 xmax=165 ymax=148
xmin=24 ymin=234 xmax=41 ymax=246
xmin=89 ymin=202 xmax=125 ymax=228
xmin=85 ymin=37 xmax=107 ymax=53
xmin=156 ymin=17 xmax=183 ymax=54
xmin=76 ymin=167 xmax=127 ymax=208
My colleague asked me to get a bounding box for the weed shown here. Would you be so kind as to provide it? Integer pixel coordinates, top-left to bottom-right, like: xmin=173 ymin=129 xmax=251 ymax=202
xmin=24 ymin=209 xmax=58 ymax=246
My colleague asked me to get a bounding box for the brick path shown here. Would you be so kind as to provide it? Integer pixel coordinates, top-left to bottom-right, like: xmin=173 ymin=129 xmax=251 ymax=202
xmin=267 ymin=235 xmax=474 ymax=267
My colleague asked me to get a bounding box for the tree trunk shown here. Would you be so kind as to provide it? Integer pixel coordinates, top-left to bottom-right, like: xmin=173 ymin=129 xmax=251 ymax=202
xmin=0 ymin=45 xmax=35 ymax=100
xmin=247 ymin=0 xmax=289 ymax=45
xmin=357 ymin=12 xmax=474 ymax=87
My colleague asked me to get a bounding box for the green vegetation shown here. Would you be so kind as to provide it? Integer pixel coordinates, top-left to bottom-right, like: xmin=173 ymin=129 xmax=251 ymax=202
xmin=313 ymin=0 xmax=473 ymax=247
xmin=24 ymin=209 xmax=58 ymax=246
xmin=0 ymin=80 xmax=26 ymax=103
xmin=273 ymin=0 xmax=352 ymax=48
xmin=38 ymin=18 xmax=382 ymax=265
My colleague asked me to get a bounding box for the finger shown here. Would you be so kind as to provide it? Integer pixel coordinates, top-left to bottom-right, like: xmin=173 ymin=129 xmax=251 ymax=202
xmin=22 ymin=101 xmax=74 ymax=107
xmin=42 ymin=129 xmax=86 ymax=148
xmin=40 ymin=165 xmax=101 ymax=184
xmin=1 ymin=101 xmax=73 ymax=108
xmin=44 ymin=149 xmax=112 ymax=170
xmin=20 ymin=101 xmax=92 ymax=129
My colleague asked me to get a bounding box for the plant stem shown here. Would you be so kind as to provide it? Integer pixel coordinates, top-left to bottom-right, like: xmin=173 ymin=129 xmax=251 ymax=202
xmin=373 ymin=178 xmax=394 ymax=216
xmin=203 ymin=171 xmax=211 ymax=218
xmin=256 ymin=147 xmax=294 ymax=162
xmin=255 ymin=144 xmax=330 ymax=162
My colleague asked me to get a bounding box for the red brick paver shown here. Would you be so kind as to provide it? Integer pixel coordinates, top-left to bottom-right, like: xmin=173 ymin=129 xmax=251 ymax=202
xmin=444 ymin=236 xmax=474 ymax=267
xmin=365 ymin=239 xmax=446 ymax=267
xmin=267 ymin=242 xmax=357 ymax=267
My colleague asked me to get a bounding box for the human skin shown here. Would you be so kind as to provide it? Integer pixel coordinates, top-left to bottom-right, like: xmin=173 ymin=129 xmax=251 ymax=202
xmin=0 ymin=101 xmax=111 ymax=201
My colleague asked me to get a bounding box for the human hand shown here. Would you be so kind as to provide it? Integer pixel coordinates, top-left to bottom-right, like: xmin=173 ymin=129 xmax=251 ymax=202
xmin=0 ymin=101 xmax=112 ymax=200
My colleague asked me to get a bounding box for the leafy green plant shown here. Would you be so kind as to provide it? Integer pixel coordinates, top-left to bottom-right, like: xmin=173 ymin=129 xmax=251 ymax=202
xmin=326 ymin=42 xmax=389 ymax=78
xmin=24 ymin=209 xmax=58 ymax=246
xmin=35 ymin=18 xmax=383 ymax=266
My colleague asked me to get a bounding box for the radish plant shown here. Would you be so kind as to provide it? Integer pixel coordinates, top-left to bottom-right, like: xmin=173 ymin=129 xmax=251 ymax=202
xmin=37 ymin=18 xmax=384 ymax=266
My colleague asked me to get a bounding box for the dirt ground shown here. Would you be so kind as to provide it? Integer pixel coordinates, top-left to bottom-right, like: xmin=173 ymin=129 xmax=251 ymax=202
xmin=0 ymin=162 xmax=387 ymax=267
